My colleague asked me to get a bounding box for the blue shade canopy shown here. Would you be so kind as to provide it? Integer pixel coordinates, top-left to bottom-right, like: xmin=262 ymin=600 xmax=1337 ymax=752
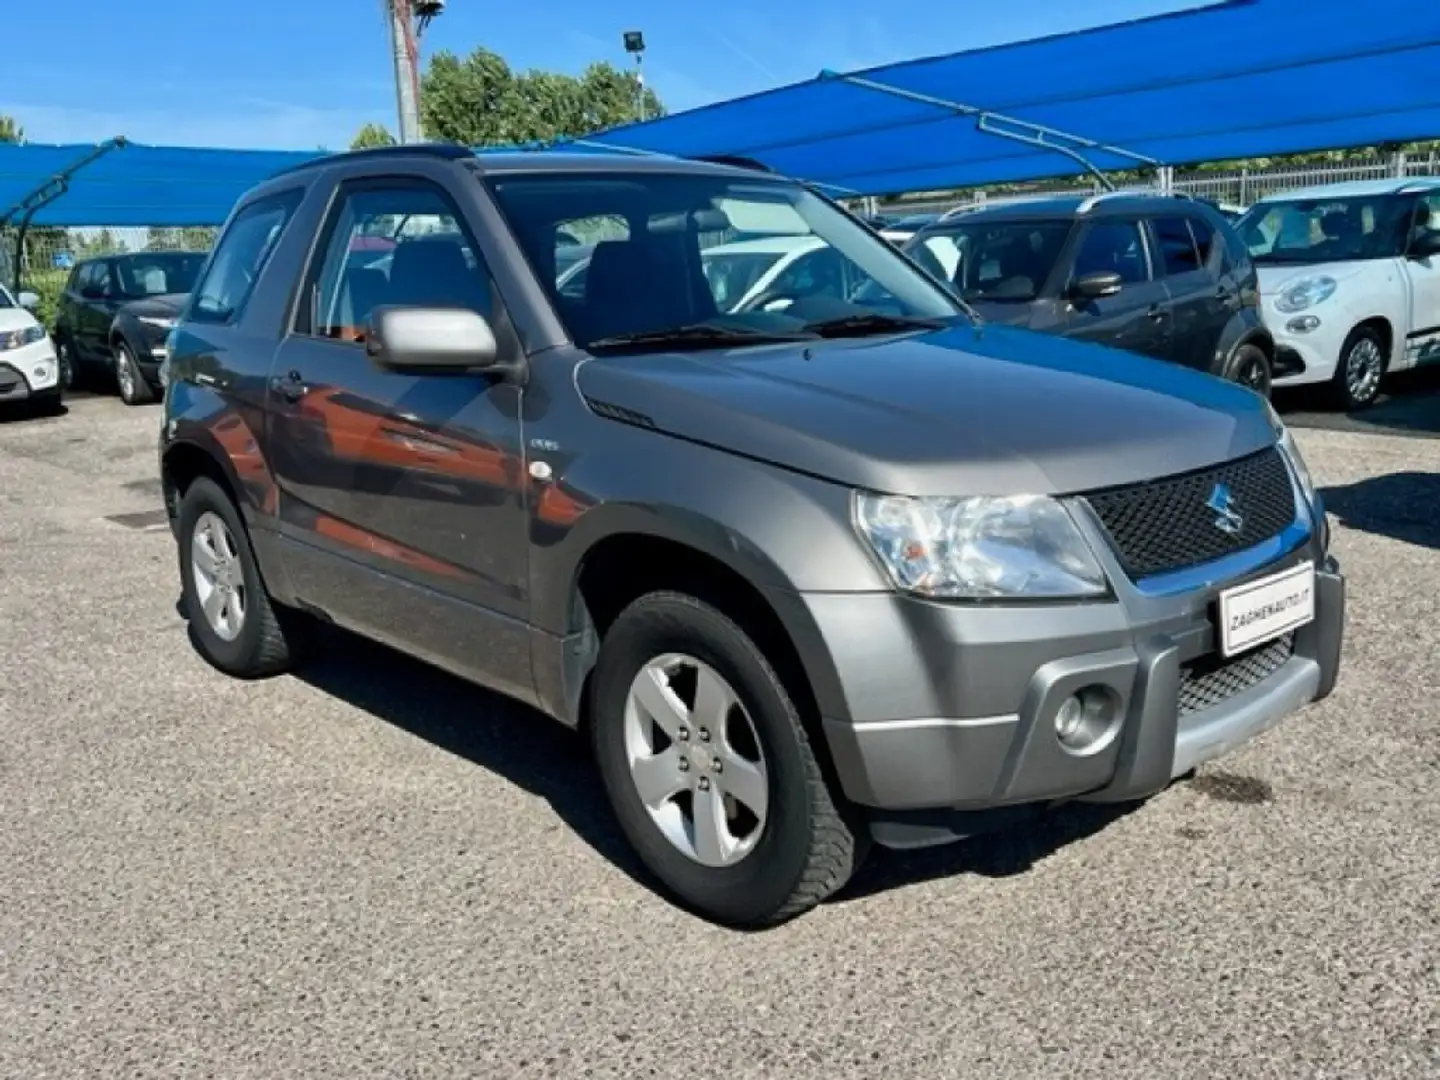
xmin=557 ymin=0 xmax=1440 ymax=195
xmin=0 ymin=143 xmax=322 ymax=227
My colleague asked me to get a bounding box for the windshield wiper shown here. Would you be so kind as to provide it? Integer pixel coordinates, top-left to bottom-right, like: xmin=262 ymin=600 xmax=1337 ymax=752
xmin=587 ymin=323 xmax=817 ymax=352
xmin=801 ymin=312 xmax=949 ymax=338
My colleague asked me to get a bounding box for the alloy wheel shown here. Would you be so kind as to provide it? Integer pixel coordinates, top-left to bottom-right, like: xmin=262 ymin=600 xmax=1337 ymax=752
xmin=622 ymin=653 xmax=770 ymax=868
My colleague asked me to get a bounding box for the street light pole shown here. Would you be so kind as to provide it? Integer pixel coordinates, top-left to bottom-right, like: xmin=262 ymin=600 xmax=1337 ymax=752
xmin=386 ymin=0 xmax=444 ymax=144
xmin=623 ymin=31 xmax=647 ymax=123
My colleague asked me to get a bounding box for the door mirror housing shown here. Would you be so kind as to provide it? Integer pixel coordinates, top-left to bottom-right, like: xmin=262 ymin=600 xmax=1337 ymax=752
xmin=16 ymin=290 xmax=39 ymax=312
xmin=365 ymin=305 xmax=521 ymax=379
xmin=1070 ymin=270 xmax=1124 ymax=300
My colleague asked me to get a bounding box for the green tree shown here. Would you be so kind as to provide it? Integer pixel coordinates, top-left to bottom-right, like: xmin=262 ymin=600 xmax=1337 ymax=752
xmin=0 ymin=114 xmax=23 ymax=144
xmin=351 ymin=123 xmax=397 ymax=149
xmin=419 ymin=47 xmax=664 ymax=147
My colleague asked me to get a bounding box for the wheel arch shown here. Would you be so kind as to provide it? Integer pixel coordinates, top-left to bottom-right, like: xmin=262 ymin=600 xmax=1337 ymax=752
xmin=537 ymin=510 xmax=849 ymax=754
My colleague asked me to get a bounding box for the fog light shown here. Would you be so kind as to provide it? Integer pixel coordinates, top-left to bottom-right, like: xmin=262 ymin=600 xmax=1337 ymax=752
xmin=1054 ymin=696 xmax=1085 ymax=741
xmin=1286 ymin=315 xmax=1320 ymax=333
xmin=1053 ymin=686 xmax=1121 ymax=756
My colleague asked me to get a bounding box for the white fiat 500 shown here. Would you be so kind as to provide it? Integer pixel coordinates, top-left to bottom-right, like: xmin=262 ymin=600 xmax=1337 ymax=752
xmin=1235 ymin=177 xmax=1440 ymax=410
xmin=0 ymin=282 xmax=62 ymax=412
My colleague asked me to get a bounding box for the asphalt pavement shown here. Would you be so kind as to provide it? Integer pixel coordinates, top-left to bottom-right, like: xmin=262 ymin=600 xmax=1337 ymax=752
xmin=0 ymin=393 xmax=1436 ymax=1079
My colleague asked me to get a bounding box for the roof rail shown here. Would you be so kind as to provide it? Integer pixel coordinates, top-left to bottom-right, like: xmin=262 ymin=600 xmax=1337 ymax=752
xmin=1076 ymin=187 xmax=1193 ymax=213
xmin=268 ymin=142 xmax=475 ymax=179
xmin=691 ymin=153 xmax=776 ymax=173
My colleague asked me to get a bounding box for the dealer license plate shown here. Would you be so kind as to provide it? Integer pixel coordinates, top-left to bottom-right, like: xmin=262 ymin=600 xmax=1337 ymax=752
xmin=1217 ymin=561 xmax=1316 ymax=657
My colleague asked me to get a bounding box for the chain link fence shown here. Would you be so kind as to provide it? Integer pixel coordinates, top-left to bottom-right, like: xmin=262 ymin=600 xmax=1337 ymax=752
xmin=0 ymin=226 xmax=218 ymax=330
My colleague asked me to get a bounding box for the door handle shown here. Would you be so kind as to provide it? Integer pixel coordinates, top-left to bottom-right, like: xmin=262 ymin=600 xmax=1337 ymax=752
xmin=1146 ymin=305 xmax=1167 ymax=321
xmin=270 ymin=369 xmax=310 ymax=403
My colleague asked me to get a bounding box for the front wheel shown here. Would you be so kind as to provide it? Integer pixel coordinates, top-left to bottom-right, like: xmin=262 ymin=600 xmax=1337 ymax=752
xmin=114 ymin=341 xmax=154 ymax=406
xmin=1332 ymin=326 xmax=1387 ymax=411
xmin=590 ymin=591 xmax=867 ymax=927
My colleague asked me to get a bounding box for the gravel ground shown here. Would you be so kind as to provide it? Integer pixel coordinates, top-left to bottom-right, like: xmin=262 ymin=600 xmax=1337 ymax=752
xmin=0 ymin=394 xmax=1436 ymax=1080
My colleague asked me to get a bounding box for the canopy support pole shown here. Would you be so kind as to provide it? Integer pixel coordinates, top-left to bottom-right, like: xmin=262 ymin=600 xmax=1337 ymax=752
xmin=1 ymin=137 xmax=127 ymax=291
xmin=819 ymin=72 xmax=1162 ymax=192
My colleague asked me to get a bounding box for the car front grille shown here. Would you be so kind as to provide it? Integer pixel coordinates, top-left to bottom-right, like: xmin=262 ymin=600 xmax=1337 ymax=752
xmin=1178 ymin=632 xmax=1295 ymax=717
xmin=1082 ymin=446 xmax=1296 ymax=578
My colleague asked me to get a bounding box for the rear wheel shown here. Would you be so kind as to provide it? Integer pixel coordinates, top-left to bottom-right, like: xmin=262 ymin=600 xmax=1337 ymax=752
xmin=1332 ymin=326 xmax=1386 ymax=411
xmin=177 ymin=476 xmax=296 ymax=678
xmin=590 ymin=590 xmax=867 ymax=927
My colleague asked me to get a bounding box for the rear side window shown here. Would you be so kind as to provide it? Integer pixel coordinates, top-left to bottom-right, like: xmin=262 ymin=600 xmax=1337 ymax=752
xmin=189 ymin=190 xmax=302 ymax=325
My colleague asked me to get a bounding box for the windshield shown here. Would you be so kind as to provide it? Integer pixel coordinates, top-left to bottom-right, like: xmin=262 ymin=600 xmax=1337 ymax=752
xmin=903 ymin=219 xmax=1073 ymax=302
xmin=1234 ymin=195 xmax=1408 ymax=265
xmin=485 ymin=171 xmax=965 ymax=349
xmin=115 ymin=253 xmax=206 ymax=298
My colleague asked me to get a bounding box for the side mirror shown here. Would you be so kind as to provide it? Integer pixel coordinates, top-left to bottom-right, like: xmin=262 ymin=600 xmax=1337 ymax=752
xmin=365 ymin=306 xmax=505 ymax=375
xmin=17 ymin=290 xmax=39 ymax=311
xmin=1070 ymin=270 xmax=1124 ymax=301
xmin=1409 ymin=231 xmax=1440 ymax=259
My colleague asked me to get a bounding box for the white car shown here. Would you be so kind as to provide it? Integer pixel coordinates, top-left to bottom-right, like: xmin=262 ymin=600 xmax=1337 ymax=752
xmin=1235 ymin=177 xmax=1440 ymax=409
xmin=0 ymin=283 xmax=62 ymax=413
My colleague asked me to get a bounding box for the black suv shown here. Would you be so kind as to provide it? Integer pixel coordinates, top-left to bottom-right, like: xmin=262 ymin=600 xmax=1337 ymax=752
xmin=900 ymin=193 xmax=1275 ymax=394
xmin=157 ymin=146 xmax=1341 ymax=927
xmin=53 ymin=250 xmax=207 ymax=403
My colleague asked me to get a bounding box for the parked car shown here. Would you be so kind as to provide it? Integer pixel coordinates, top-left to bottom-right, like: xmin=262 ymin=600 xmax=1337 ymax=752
xmin=53 ymin=249 xmax=207 ymax=403
xmin=0 ymin=281 xmax=63 ymax=413
xmin=898 ymin=191 xmax=1276 ymax=394
xmin=878 ymin=212 xmax=942 ymax=244
xmin=158 ymin=145 xmax=1344 ymax=927
xmin=1232 ymin=177 xmax=1440 ymax=410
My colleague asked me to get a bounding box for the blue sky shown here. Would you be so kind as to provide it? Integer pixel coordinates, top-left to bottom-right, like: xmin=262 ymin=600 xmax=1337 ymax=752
xmin=5 ymin=0 xmax=1210 ymax=150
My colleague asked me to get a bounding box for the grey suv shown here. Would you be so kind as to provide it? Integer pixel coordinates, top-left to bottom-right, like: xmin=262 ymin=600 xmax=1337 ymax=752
xmin=158 ymin=145 xmax=1346 ymax=927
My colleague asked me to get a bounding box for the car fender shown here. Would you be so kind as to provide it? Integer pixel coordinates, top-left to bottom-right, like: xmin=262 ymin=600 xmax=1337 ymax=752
xmin=1212 ymin=308 xmax=1274 ymax=375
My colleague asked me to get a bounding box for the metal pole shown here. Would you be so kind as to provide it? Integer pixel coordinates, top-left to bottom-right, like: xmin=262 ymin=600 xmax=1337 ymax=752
xmin=635 ymin=55 xmax=646 ymax=123
xmin=388 ymin=0 xmax=423 ymax=143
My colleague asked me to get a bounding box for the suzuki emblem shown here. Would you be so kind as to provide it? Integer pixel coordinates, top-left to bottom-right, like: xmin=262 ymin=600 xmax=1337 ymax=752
xmin=1206 ymin=483 xmax=1243 ymax=535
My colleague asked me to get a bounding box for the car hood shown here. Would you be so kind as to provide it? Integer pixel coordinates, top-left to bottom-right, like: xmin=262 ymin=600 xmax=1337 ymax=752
xmin=575 ymin=324 xmax=1276 ymax=497
xmin=0 ymin=307 xmax=41 ymax=333
xmin=120 ymin=293 xmax=188 ymax=319
xmin=1255 ymin=261 xmax=1372 ymax=296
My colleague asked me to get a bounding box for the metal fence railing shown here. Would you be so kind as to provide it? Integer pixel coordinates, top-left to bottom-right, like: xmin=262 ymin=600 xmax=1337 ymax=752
xmin=1 ymin=226 xmax=218 ymax=329
xmin=872 ymin=151 xmax=1440 ymax=216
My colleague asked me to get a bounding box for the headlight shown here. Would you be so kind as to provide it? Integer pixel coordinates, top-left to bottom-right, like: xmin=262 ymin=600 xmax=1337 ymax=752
xmin=1274 ymin=276 xmax=1336 ymax=314
xmin=854 ymin=491 xmax=1108 ymax=599
xmin=0 ymin=325 xmax=46 ymax=351
xmin=138 ymin=315 xmax=177 ymax=331
xmin=1265 ymin=401 xmax=1316 ymax=505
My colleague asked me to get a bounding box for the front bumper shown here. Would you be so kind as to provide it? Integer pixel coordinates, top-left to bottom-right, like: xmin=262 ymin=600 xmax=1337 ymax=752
xmin=0 ymin=338 xmax=61 ymax=400
xmin=1265 ymin=307 xmax=1344 ymax=387
xmin=803 ymin=499 xmax=1343 ymax=845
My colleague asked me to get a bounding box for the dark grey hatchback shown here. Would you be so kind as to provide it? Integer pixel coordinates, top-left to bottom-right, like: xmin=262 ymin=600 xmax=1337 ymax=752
xmin=901 ymin=193 xmax=1277 ymax=395
xmin=158 ymin=146 xmax=1344 ymax=927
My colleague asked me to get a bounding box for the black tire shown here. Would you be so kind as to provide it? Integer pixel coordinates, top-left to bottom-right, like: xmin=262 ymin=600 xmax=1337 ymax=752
xmin=1331 ymin=325 xmax=1387 ymax=411
xmin=177 ymin=475 xmax=296 ymax=679
xmin=56 ymin=335 xmax=80 ymax=391
xmin=115 ymin=341 xmax=155 ymax=405
xmin=1222 ymin=342 xmax=1272 ymax=398
xmin=590 ymin=590 xmax=867 ymax=927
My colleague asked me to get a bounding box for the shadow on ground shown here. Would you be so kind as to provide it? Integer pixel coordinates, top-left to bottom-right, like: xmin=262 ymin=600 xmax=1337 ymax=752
xmin=273 ymin=621 xmax=1139 ymax=916
xmin=1321 ymin=471 xmax=1440 ymax=550
xmin=1276 ymin=366 xmax=1440 ymax=439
